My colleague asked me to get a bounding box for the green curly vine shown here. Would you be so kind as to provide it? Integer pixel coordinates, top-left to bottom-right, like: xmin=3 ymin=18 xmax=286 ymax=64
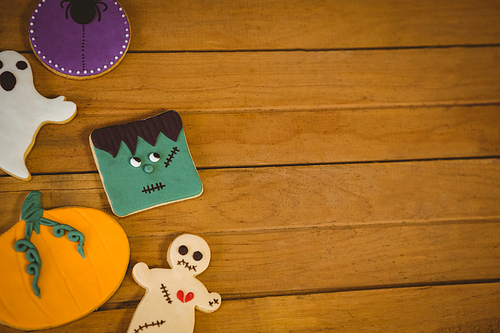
xmin=14 ymin=191 xmax=86 ymax=298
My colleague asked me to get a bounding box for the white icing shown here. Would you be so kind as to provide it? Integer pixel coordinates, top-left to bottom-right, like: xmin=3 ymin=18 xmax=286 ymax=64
xmin=127 ymin=234 xmax=221 ymax=333
xmin=0 ymin=51 xmax=76 ymax=180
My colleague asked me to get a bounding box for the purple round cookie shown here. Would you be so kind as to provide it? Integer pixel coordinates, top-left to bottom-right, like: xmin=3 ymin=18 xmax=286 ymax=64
xmin=29 ymin=0 xmax=131 ymax=79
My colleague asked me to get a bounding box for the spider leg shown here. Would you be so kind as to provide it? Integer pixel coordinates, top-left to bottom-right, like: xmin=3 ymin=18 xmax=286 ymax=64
xmin=97 ymin=2 xmax=108 ymax=12
xmin=95 ymin=2 xmax=108 ymax=22
xmin=65 ymin=3 xmax=71 ymax=20
xmin=60 ymin=0 xmax=71 ymax=20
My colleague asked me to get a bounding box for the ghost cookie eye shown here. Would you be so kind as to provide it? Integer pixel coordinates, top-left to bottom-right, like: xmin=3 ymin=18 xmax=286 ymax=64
xmin=16 ymin=61 xmax=28 ymax=70
xmin=0 ymin=60 xmax=3 ymax=69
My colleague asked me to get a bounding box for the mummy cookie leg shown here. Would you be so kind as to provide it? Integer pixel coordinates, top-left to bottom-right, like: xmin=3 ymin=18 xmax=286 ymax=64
xmin=0 ymin=50 xmax=77 ymax=180
xmin=127 ymin=234 xmax=221 ymax=333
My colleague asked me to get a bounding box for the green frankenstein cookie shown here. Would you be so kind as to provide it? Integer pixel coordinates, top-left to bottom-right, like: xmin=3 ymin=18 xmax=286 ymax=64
xmin=90 ymin=111 xmax=203 ymax=216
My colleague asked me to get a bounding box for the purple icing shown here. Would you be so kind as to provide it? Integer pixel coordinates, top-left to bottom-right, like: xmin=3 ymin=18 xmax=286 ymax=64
xmin=29 ymin=0 xmax=130 ymax=78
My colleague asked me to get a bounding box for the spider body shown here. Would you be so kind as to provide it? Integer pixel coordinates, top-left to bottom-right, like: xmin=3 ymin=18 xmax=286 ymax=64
xmin=60 ymin=0 xmax=108 ymax=25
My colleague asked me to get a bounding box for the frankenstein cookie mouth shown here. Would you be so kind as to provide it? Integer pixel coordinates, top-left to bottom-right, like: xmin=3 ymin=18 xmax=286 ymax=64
xmin=142 ymin=182 xmax=166 ymax=194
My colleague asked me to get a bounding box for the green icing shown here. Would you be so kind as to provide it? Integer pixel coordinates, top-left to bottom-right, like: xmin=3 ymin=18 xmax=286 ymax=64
xmin=14 ymin=239 xmax=41 ymax=298
xmin=40 ymin=217 xmax=86 ymax=258
xmin=93 ymin=129 xmax=203 ymax=216
xmin=14 ymin=191 xmax=86 ymax=298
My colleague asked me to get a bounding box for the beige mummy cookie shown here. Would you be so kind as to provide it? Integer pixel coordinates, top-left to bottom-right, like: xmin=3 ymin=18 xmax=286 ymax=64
xmin=127 ymin=234 xmax=221 ymax=333
xmin=0 ymin=50 xmax=76 ymax=180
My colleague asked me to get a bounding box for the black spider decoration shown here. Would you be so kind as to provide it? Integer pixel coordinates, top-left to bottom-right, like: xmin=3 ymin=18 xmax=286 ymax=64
xmin=60 ymin=0 xmax=108 ymax=25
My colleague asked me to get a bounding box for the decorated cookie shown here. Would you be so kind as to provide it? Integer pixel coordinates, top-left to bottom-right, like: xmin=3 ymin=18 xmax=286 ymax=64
xmin=29 ymin=0 xmax=131 ymax=79
xmin=127 ymin=234 xmax=221 ymax=333
xmin=89 ymin=111 xmax=203 ymax=217
xmin=0 ymin=50 xmax=76 ymax=181
xmin=0 ymin=191 xmax=130 ymax=331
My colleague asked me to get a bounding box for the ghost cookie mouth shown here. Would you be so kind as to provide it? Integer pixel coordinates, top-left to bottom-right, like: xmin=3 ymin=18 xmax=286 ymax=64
xmin=142 ymin=182 xmax=166 ymax=194
xmin=0 ymin=71 xmax=16 ymax=91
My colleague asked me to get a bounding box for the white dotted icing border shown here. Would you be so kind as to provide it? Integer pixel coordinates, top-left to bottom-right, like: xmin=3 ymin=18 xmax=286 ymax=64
xmin=29 ymin=0 xmax=130 ymax=76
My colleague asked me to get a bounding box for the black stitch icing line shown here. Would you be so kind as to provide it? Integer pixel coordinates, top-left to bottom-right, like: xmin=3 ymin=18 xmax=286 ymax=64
xmin=160 ymin=283 xmax=173 ymax=304
xmin=177 ymin=259 xmax=197 ymax=272
xmin=209 ymin=298 xmax=220 ymax=307
xmin=82 ymin=25 xmax=85 ymax=70
xmin=142 ymin=182 xmax=166 ymax=194
xmin=134 ymin=320 xmax=166 ymax=332
xmin=164 ymin=146 xmax=179 ymax=168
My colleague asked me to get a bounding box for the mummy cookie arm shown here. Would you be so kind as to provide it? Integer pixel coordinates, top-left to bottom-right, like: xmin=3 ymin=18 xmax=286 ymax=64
xmin=132 ymin=262 xmax=152 ymax=289
xmin=195 ymin=290 xmax=221 ymax=313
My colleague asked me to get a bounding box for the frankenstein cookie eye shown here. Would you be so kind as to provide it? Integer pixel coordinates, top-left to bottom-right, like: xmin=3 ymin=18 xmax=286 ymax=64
xmin=130 ymin=157 xmax=141 ymax=168
xmin=149 ymin=152 xmax=160 ymax=162
xmin=193 ymin=251 xmax=203 ymax=261
xmin=178 ymin=245 xmax=188 ymax=255
xmin=16 ymin=61 xmax=28 ymax=70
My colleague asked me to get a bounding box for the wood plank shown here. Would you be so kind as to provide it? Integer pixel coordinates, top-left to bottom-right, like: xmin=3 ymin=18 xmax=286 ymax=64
xmin=25 ymin=48 xmax=500 ymax=112
xmin=1 ymin=159 xmax=499 ymax=236
xmin=5 ymin=283 xmax=499 ymax=332
xmin=12 ymin=104 xmax=500 ymax=175
xmin=103 ymin=220 xmax=500 ymax=304
xmin=2 ymin=0 xmax=500 ymax=51
xmin=2 ymin=47 xmax=499 ymax=176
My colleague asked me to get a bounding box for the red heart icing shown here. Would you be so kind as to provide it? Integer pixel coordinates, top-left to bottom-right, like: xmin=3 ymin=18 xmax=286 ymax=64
xmin=177 ymin=290 xmax=194 ymax=303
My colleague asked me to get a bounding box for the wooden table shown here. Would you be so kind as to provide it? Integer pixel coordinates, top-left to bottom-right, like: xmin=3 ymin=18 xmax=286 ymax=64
xmin=1 ymin=0 xmax=500 ymax=331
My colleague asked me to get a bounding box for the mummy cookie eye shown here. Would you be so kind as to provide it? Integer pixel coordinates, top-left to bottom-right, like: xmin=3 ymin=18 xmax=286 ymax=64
xmin=149 ymin=152 xmax=160 ymax=162
xmin=178 ymin=245 xmax=188 ymax=255
xmin=193 ymin=251 xmax=203 ymax=261
xmin=130 ymin=157 xmax=142 ymax=167
xmin=16 ymin=61 xmax=28 ymax=70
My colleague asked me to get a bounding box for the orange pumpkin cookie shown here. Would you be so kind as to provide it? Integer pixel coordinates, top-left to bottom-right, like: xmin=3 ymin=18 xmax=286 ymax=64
xmin=0 ymin=191 xmax=130 ymax=331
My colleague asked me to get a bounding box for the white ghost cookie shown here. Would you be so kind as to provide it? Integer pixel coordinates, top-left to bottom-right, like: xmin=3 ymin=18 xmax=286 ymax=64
xmin=0 ymin=50 xmax=76 ymax=180
xmin=127 ymin=234 xmax=221 ymax=333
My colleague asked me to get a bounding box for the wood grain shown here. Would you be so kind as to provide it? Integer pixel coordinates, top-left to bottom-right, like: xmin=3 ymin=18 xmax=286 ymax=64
xmin=2 ymin=0 xmax=500 ymax=51
xmin=1 ymin=159 xmax=499 ymax=236
xmin=1 ymin=0 xmax=499 ymax=331
xmin=23 ymin=48 xmax=500 ymax=111
xmin=12 ymin=104 xmax=500 ymax=175
xmin=1 ymin=46 xmax=500 ymax=176
xmin=4 ymin=283 xmax=499 ymax=333
xmin=101 ymin=220 xmax=500 ymax=304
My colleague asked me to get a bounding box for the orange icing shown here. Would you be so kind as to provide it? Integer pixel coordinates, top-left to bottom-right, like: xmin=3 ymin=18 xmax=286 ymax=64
xmin=0 ymin=206 xmax=129 ymax=330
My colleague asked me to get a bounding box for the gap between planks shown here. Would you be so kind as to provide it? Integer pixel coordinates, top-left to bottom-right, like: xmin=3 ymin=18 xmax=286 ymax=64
xmin=99 ymin=279 xmax=500 ymax=312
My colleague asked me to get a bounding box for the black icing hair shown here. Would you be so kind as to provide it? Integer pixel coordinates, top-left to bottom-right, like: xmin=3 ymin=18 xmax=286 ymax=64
xmin=91 ymin=110 xmax=183 ymax=157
